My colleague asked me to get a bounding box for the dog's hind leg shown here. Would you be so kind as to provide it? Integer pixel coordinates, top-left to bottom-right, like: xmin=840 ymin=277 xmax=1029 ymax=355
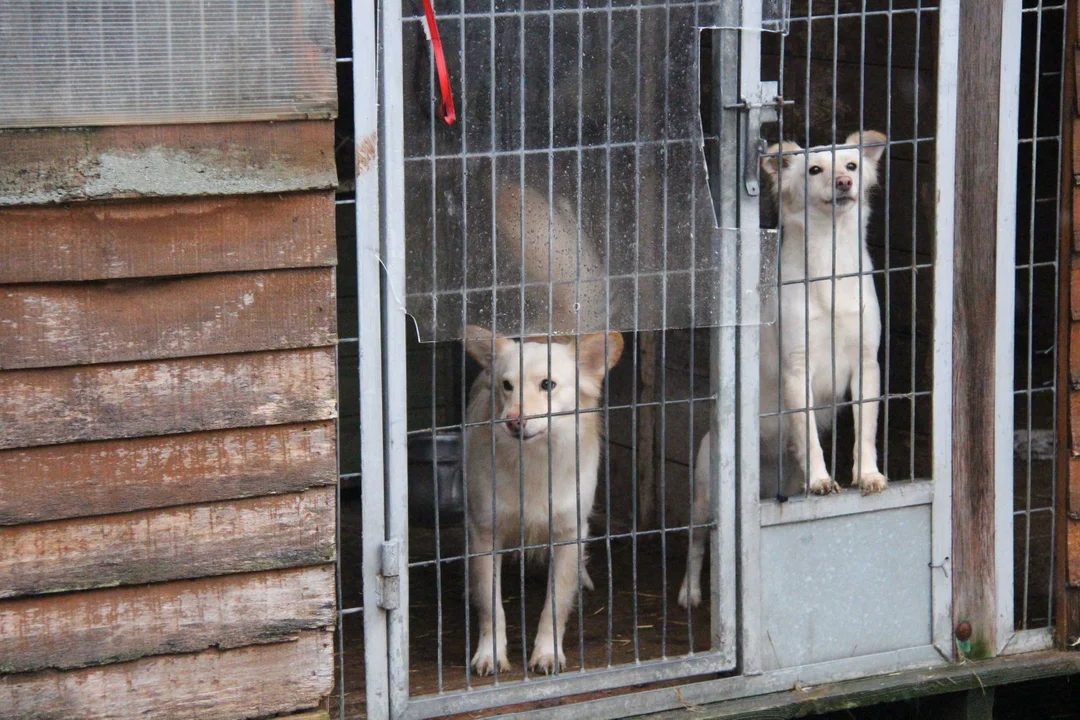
xmin=469 ymin=526 xmax=510 ymax=676
xmin=679 ymin=434 xmax=711 ymax=608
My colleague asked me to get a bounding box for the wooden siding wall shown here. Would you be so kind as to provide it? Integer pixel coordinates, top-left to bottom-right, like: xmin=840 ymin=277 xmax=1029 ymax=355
xmin=0 ymin=121 xmax=339 ymax=718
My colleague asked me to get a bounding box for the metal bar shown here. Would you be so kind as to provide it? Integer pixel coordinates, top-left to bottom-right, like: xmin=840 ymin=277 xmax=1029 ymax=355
xmin=402 ymin=653 xmax=736 ymax=720
xmin=353 ymin=0 xmax=389 ymax=713
xmin=455 ymin=645 xmax=947 ymax=720
xmin=994 ymin=0 xmax=1022 ymax=650
xmin=931 ymin=0 xmax=959 ymax=657
xmin=381 ymin=0 xmax=410 ymax=705
xmin=737 ymin=0 xmax=764 ymax=675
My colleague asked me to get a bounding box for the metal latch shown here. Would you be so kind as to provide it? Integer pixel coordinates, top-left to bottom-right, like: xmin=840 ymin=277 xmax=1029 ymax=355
xmin=727 ymin=82 xmax=792 ymax=196
xmin=377 ymin=539 xmax=402 ymax=610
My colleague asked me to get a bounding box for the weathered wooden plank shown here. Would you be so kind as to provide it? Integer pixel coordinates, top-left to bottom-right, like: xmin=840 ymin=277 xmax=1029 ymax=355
xmin=0 ymin=193 xmax=336 ymax=284
xmin=0 ymin=268 xmax=337 ymax=370
xmin=0 ymin=487 xmax=335 ymax=599
xmin=1071 ymin=323 xmax=1080 ymax=385
xmin=0 ymin=121 xmax=336 ymax=207
xmin=0 ymin=422 xmax=336 ymax=525
xmin=0 ymin=629 xmax=334 ymax=720
xmin=1070 ymin=392 xmax=1080 ymax=454
xmin=0 ymin=565 xmax=335 ymax=673
xmin=1069 ymin=518 xmax=1080 ymax=587
xmin=0 ymin=347 xmax=337 ymax=450
xmin=951 ymin=0 xmax=1003 ymax=658
xmin=1071 ymin=257 xmax=1080 ymax=321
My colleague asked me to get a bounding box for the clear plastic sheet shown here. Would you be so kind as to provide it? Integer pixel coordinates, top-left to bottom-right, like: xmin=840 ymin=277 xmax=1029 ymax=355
xmin=401 ymin=0 xmax=787 ymax=341
xmin=0 ymin=0 xmax=335 ymax=128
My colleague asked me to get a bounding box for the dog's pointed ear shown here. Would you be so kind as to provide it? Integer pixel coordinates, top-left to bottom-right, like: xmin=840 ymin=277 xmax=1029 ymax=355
xmin=846 ymin=130 xmax=887 ymax=164
xmin=761 ymin=141 xmax=801 ymax=178
xmin=576 ymin=331 xmax=625 ymax=380
xmin=465 ymin=325 xmax=514 ymax=368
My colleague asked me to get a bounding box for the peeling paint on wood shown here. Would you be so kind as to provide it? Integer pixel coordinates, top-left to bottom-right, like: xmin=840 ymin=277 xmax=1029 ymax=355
xmin=0 ymin=193 xmax=336 ymax=284
xmin=0 ymin=348 xmax=337 ymax=450
xmin=0 ymin=268 xmax=337 ymax=370
xmin=0 ymin=487 xmax=335 ymax=599
xmin=0 ymin=122 xmax=336 ymax=207
xmin=0 ymin=565 xmax=335 ymax=673
xmin=0 ymin=422 xmax=336 ymax=525
xmin=0 ymin=629 xmax=334 ymax=720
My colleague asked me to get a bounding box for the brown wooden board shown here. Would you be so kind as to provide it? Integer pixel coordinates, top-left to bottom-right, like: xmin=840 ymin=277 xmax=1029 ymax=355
xmin=0 ymin=565 xmax=335 ymax=673
xmin=0 ymin=487 xmax=335 ymax=599
xmin=0 ymin=347 xmax=337 ymax=450
xmin=0 ymin=193 xmax=336 ymax=284
xmin=1070 ymin=518 xmax=1080 ymax=587
xmin=0 ymin=121 xmax=336 ymax=207
xmin=0 ymin=268 xmax=337 ymax=370
xmin=0 ymin=421 xmax=336 ymax=525
xmin=952 ymin=0 xmax=1003 ymax=658
xmin=0 ymin=629 xmax=333 ymax=720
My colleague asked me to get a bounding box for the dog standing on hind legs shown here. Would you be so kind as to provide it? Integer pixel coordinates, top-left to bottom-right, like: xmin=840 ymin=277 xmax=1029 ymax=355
xmin=464 ymin=326 xmax=623 ymax=675
xmin=678 ymin=131 xmax=891 ymax=609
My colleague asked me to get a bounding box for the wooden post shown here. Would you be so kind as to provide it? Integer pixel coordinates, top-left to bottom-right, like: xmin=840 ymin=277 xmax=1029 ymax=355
xmin=952 ymin=0 xmax=1004 ymax=658
xmin=1058 ymin=0 xmax=1080 ymax=649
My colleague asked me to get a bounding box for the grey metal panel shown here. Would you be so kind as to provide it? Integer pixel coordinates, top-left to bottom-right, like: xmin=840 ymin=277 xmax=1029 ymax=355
xmin=759 ymin=505 xmax=932 ymax=671
xmin=0 ymin=0 xmax=336 ymax=128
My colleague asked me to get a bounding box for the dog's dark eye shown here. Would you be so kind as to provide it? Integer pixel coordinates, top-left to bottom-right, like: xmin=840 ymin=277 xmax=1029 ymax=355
xmin=540 ymin=379 xmax=556 ymax=392
xmin=502 ymin=380 xmax=513 ymax=392
xmin=846 ymin=162 xmax=857 ymax=171
xmin=808 ymin=165 xmax=822 ymax=175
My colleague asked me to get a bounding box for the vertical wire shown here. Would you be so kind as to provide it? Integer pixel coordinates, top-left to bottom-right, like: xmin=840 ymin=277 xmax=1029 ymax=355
xmin=603 ymin=0 xmax=615 ymax=668
xmin=802 ymin=0 xmax=813 ymax=497
xmin=518 ymin=3 xmax=530 ymax=679
xmin=631 ymin=0 xmax=643 ymax=661
xmin=883 ymin=0 xmax=894 ymax=479
xmin=574 ymin=0 xmax=587 ymax=671
xmin=545 ymin=0 xmax=558 ymax=673
xmin=1022 ymin=0 xmax=1048 ymax=626
xmin=829 ymin=1 xmax=839 ymax=490
xmin=685 ymin=1 xmax=701 ymax=654
xmin=909 ymin=0 xmax=922 ymax=484
xmin=1046 ymin=0 xmax=1068 ymax=628
xmin=659 ymin=0 xmax=671 ymax=659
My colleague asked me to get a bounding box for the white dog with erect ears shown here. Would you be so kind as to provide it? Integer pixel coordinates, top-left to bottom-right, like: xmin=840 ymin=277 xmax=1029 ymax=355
xmin=463 ymin=326 xmax=624 ymax=675
xmin=678 ymin=131 xmax=890 ymax=609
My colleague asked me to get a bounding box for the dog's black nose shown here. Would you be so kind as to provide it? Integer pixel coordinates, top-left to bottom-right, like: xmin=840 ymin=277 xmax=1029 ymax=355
xmin=836 ymin=176 xmax=853 ymax=192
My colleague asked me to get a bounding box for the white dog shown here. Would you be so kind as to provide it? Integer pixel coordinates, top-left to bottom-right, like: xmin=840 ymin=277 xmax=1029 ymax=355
xmin=464 ymin=327 xmax=624 ymax=675
xmin=678 ymin=131 xmax=890 ymax=608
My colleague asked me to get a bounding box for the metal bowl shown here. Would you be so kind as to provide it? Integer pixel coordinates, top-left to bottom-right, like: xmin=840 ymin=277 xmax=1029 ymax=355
xmin=407 ymin=430 xmax=464 ymax=527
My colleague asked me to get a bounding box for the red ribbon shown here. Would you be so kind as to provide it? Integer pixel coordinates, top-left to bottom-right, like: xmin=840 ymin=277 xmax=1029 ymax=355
xmin=421 ymin=0 xmax=456 ymax=126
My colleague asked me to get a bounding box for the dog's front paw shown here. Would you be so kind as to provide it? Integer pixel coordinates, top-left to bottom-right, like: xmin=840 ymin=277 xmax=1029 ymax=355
xmin=471 ymin=644 xmax=510 ymax=676
xmin=528 ymin=645 xmax=567 ymax=675
xmin=677 ymin=579 xmax=701 ymax=609
xmin=809 ymin=475 xmax=840 ymax=495
xmin=856 ymin=471 xmax=887 ymax=495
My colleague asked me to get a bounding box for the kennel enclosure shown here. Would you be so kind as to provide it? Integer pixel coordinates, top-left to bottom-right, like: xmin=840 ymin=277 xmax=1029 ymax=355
xmin=0 ymin=0 xmax=1076 ymax=718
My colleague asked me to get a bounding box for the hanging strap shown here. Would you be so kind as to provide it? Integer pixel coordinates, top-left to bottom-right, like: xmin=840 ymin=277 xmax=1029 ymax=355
xmin=421 ymin=0 xmax=456 ymax=126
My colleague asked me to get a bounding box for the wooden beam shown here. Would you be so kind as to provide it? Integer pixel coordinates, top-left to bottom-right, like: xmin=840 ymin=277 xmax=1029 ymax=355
xmin=0 ymin=565 xmax=335 ymax=673
xmin=0 ymin=629 xmax=334 ymax=720
xmin=1058 ymin=0 xmax=1079 ymax=650
xmin=951 ymin=0 xmax=1005 ymax=658
xmin=0 ymin=192 xmax=336 ymax=284
xmin=0 ymin=121 xmax=336 ymax=207
xmin=0 ymin=347 xmax=337 ymax=450
xmin=0 ymin=421 xmax=337 ymax=525
xmin=632 ymin=652 xmax=1080 ymax=720
xmin=0 ymin=487 xmax=335 ymax=599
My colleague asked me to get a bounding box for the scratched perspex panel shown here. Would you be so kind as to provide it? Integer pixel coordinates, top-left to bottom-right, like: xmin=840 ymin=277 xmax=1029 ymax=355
xmin=0 ymin=0 xmax=336 ymax=128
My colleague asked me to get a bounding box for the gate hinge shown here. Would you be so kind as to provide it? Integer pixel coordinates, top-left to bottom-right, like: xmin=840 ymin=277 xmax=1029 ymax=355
xmin=726 ymin=82 xmax=791 ymax=196
xmin=377 ymin=539 xmax=402 ymax=610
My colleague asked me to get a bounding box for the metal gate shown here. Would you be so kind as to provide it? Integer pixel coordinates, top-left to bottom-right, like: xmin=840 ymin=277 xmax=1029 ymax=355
xmin=345 ymin=0 xmax=1008 ymax=716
